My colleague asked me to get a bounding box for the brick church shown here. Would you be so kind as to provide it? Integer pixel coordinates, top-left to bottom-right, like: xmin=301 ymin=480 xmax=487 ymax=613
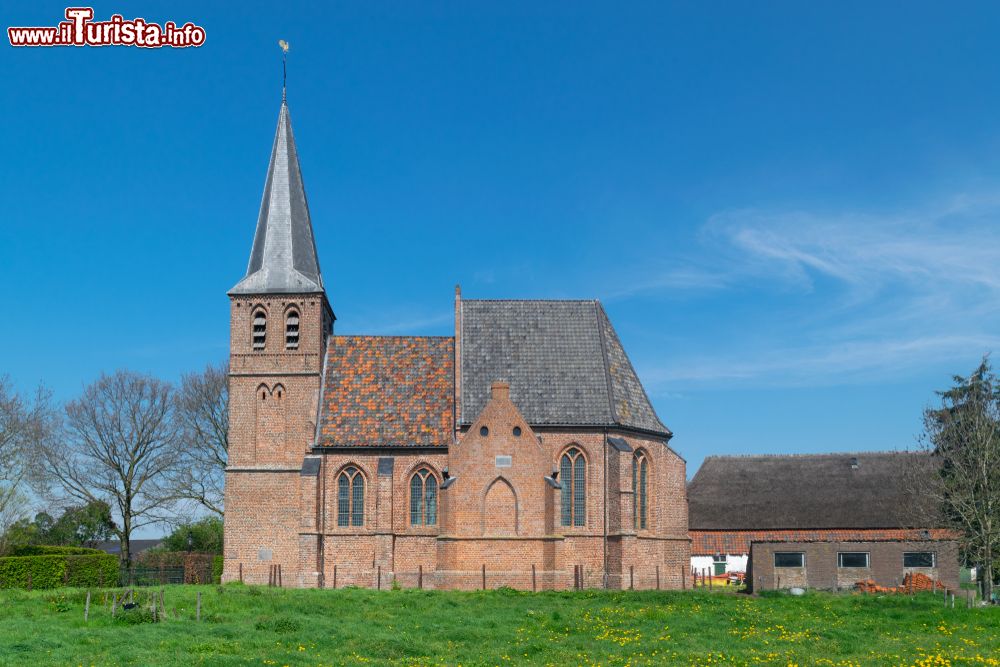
xmin=222 ymin=96 xmax=690 ymax=590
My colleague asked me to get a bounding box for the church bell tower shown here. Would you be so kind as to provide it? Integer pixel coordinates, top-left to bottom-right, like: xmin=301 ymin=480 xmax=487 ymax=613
xmin=222 ymin=94 xmax=333 ymax=584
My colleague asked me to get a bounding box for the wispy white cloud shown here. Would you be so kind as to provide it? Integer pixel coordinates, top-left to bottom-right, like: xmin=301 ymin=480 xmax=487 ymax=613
xmin=626 ymin=191 xmax=1000 ymax=388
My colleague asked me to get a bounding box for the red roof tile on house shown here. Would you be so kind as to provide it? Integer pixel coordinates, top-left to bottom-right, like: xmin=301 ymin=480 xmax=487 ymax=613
xmin=690 ymin=528 xmax=959 ymax=556
xmin=317 ymin=336 xmax=454 ymax=448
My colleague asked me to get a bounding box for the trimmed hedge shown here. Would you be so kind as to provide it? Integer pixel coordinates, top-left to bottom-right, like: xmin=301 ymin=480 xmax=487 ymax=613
xmin=8 ymin=545 xmax=104 ymax=557
xmin=212 ymin=555 xmax=223 ymax=584
xmin=0 ymin=554 xmax=118 ymax=589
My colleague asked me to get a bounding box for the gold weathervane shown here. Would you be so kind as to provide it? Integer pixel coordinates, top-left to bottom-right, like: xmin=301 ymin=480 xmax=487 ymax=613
xmin=279 ymin=40 xmax=290 ymax=100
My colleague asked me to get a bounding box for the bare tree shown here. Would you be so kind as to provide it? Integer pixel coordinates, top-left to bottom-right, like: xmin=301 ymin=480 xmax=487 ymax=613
xmin=166 ymin=363 xmax=228 ymax=517
xmin=36 ymin=371 xmax=180 ymax=567
xmin=0 ymin=379 xmax=53 ymax=551
xmin=913 ymin=357 xmax=1000 ymax=602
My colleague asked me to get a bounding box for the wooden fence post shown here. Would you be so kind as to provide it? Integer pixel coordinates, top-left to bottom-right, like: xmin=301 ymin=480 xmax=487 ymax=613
xmin=84 ymin=590 xmax=91 ymax=622
xmin=333 ymin=564 xmax=337 ymax=589
xmin=238 ymin=562 xmax=243 ymax=584
xmin=418 ymin=565 xmax=423 ymax=590
xmin=377 ymin=565 xmax=382 ymax=590
xmin=482 ymin=564 xmax=486 ymax=591
xmin=656 ymin=565 xmax=660 ymax=590
xmin=681 ymin=566 xmax=686 ymax=590
xmin=278 ymin=564 xmax=282 ymax=588
xmin=196 ymin=591 xmax=201 ymax=622
xmin=532 ymin=564 xmax=537 ymax=592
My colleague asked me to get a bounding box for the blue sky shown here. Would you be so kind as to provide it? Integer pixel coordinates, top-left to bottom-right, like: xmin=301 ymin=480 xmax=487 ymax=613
xmin=4 ymin=1 xmax=1000 ymax=479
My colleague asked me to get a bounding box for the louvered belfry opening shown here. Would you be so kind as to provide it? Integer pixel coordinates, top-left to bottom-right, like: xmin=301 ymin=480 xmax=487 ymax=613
xmin=285 ymin=309 xmax=300 ymax=349
xmin=252 ymin=310 xmax=267 ymax=350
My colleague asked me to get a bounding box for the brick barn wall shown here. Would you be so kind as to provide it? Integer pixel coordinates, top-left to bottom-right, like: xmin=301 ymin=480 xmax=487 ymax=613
xmin=749 ymin=540 xmax=960 ymax=592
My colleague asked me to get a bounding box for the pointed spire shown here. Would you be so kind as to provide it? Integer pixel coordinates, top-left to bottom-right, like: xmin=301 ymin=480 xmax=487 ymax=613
xmin=229 ymin=98 xmax=324 ymax=295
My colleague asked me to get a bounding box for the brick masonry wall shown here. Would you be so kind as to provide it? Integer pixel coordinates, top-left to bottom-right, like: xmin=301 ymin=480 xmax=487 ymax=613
xmin=298 ymin=388 xmax=689 ymax=590
xmin=749 ymin=540 xmax=960 ymax=592
xmin=223 ymin=293 xmax=329 ymax=586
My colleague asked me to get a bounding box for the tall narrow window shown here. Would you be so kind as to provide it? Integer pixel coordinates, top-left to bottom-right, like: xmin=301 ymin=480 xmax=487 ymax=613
xmin=285 ymin=309 xmax=300 ymax=349
xmin=409 ymin=468 xmax=438 ymax=526
xmin=252 ymin=309 xmax=266 ymax=350
xmin=337 ymin=466 xmax=365 ymax=527
xmin=560 ymin=448 xmax=586 ymax=527
xmin=633 ymin=451 xmax=648 ymax=530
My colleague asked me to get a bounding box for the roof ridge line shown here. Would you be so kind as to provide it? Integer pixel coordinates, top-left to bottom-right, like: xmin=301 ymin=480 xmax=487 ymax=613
xmin=594 ymin=301 xmax=619 ymax=425
xmin=702 ymin=450 xmax=920 ymax=460
xmin=462 ymin=298 xmax=600 ymax=303
xmin=331 ymin=334 xmax=455 ymax=340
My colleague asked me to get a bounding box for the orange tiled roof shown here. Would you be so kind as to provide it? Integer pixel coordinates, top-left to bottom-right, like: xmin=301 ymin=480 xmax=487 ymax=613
xmin=317 ymin=336 xmax=454 ymax=448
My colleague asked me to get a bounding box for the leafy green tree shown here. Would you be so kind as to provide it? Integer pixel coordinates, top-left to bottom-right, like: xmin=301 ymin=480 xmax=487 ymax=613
xmin=0 ymin=501 xmax=116 ymax=554
xmin=160 ymin=516 xmax=223 ymax=554
xmin=916 ymin=356 xmax=1000 ymax=602
xmin=47 ymin=501 xmax=116 ymax=548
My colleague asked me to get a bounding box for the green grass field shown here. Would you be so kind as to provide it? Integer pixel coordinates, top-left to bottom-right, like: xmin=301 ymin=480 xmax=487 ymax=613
xmin=0 ymin=585 xmax=998 ymax=666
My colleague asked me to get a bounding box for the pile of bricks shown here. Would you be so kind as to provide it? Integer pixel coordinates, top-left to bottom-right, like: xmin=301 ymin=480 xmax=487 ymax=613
xmin=854 ymin=572 xmax=945 ymax=594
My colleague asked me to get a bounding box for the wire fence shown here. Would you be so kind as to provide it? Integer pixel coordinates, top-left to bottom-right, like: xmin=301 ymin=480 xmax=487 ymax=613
xmin=119 ymin=562 xmax=213 ymax=587
xmin=235 ymin=563 xmax=696 ymax=591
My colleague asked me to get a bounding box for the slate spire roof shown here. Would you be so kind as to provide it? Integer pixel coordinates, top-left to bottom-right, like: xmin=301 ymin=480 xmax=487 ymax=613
xmin=230 ymin=99 xmax=324 ymax=295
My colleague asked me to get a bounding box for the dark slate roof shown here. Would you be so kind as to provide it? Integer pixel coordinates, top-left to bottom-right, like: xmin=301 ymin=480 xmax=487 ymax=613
xmin=687 ymin=452 xmax=943 ymax=531
xmin=95 ymin=539 xmax=163 ymax=555
xmin=317 ymin=336 xmax=454 ymax=447
xmin=230 ymin=100 xmax=324 ymax=295
xmin=459 ymin=300 xmax=669 ymax=435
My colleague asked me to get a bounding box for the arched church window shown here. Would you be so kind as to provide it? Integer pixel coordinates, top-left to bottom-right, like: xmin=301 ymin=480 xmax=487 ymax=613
xmin=252 ymin=309 xmax=267 ymax=351
xmin=285 ymin=309 xmax=300 ymax=349
xmin=560 ymin=447 xmax=586 ymax=527
xmin=409 ymin=468 xmax=438 ymax=526
xmin=337 ymin=466 xmax=365 ymax=527
xmin=633 ymin=451 xmax=649 ymax=530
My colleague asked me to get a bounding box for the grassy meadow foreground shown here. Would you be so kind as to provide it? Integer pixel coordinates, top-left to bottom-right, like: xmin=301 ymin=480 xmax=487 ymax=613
xmin=0 ymin=585 xmax=999 ymax=666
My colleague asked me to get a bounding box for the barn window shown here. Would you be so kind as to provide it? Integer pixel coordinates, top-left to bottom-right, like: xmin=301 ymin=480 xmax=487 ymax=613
xmin=632 ymin=451 xmax=648 ymax=530
xmin=837 ymin=552 xmax=870 ymax=568
xmin=712 ymin=554 xmax=727 ymax=576
xmin=337 ymin=466 xmax=365 ymax=527
xmin=285 ymin=309 xmax=300 ymax=349
xmin=560 ymin=447 xmax=586 ymax=527
xmin=774 ymin=552 xmax=804 ymax=568
xmin=904 ymin=552 xmax=935 ymax=568
xmin=409 ymin=468 xmax=438 ymax=526
xmin=252 ymin=309 xmax=267 ymax=350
